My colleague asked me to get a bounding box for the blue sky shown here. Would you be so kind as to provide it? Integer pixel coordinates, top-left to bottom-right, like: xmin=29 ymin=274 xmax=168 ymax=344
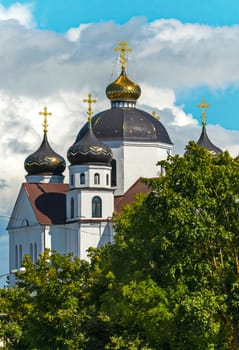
xmin=1 ymin=0 xmax=239 ymax=284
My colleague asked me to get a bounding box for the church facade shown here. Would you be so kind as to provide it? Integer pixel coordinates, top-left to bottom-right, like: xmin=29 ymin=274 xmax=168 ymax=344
xmin=7 ymin=41 xmax=221 ymax=275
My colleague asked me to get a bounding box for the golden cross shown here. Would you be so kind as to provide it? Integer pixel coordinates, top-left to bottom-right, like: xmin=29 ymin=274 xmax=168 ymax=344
xmin=83 ymin=93 xmax=97 ymax=122
xmin=114 ymin=39 xmax=132 ymax=70
xmin=152 ymin=111 xmax=160 ymax=120
xmin=39 ymin=106 xmax=52 ymax=134
xmin=197 ymin=98 xmax=210 ymax=126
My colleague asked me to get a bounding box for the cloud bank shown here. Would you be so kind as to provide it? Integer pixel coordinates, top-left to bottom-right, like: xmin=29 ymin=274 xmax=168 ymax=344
xmin=0 ymin=9 xmax=238 ymax=219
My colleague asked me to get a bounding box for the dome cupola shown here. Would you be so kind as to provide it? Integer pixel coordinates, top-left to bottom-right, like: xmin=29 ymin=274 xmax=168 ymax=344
xmin=196 ymin=99 xmax=222 ymax=155
xmin=24 ymin=107 xmax=66 ymax=176
xmin=75 ymin=41 xmax=172 ymax=146
xmin=67 ymin=94 xmax=113 ymax=165
xmin=106 ymin=40 xmax=141 ymax=108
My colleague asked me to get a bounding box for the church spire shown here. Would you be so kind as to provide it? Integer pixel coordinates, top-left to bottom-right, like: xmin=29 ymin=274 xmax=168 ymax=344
xmin=39 ymin=106 xmax=52 ymax=134
xmin=195 ymin=98 xmax=222 ymax=155
xmin=106 ymin=40 xmax=141 ymax=107
xmin=114 ymin=39 xmax=132 ymax=72
xmin=83 ymin=93 xmax=97 ymax=124
xmin=24 ymin=106 xmax=66 ymax=182
xmin=197 ymin=98 xmax=210 ymax=127
xmin=67 ymin=94 xmax=113 ymax=165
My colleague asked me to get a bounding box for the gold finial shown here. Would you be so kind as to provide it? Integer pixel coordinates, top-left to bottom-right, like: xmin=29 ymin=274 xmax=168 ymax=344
xmin=197 ymin=98 xmax=210 ymax=126
xmin=152 ymin=111 xmax=160 ymax=120
xmin=83 ymin=93 xmax=97 ymax=123
xmin=39 ymin=107 xmax=52 ymax=134
xmin=114 ymin=39 xmax=132 ymax=71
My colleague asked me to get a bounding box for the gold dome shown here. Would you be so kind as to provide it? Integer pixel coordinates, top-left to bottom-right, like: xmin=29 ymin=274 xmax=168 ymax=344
xmin=106 ymin=68 xmax=141 ymax=101
xmin=106 ymin=40 xmax=141 ymax=102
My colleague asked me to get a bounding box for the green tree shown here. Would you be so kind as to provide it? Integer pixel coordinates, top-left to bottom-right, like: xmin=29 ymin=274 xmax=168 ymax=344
xmin=1 ymin=143 xmax=239 ymax=349
xmin=0 ymin=250 xmax=92 ymax=349
xmin=91 ymin=142 xmax=239 ymax=349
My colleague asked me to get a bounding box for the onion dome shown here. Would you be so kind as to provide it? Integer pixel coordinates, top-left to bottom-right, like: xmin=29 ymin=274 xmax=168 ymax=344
xmin=67 ymin=94 xmax=113 ymax=165
xmin=106 ymin=68 xmax=141 ymax=102
xmin=195 ymin=98 xmax=222 ymax=155
xmin=196 ymin=124 xmax=222 ymax=155
xmin=106 ymin=40 xmax=141 ymax=103
xmin=24 ymin=107 xmax=66 ymax=175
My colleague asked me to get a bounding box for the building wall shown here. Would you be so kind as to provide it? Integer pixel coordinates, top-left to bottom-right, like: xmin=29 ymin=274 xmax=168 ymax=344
xmin=106 ymin=140 xmax=172 ymax=195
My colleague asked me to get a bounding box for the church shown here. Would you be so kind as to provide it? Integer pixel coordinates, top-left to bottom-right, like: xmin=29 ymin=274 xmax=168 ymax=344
xmin=7 ymin=41 xmax=222 ymax=275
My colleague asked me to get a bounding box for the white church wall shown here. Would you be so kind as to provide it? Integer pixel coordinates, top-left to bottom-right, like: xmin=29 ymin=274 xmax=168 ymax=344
xmin=123 ymin=142 xmax=172 ymax=193
xmin=79 ymin=190 xmax=114 ymax=219
xmin=105 ymin=141 xmax=124 ymax=195
xmin=8 ymin=225 xmax=43 ymax=271
xmin=79 ymin=222 xmax=109 ymax=260
xmin=51 ymin=225 xmax=68 ymax=255
xmin=105 ymin=140 xmax=172 ymax=195
xmin=69 ymin=164 xmax=112 ymax=189
xmin=8 ymin=186 xmax=38 ymax=229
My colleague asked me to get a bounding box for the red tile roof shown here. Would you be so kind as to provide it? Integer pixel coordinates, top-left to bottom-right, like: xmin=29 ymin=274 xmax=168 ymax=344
xmin=24 ymin=183 xmax=68 ymax=225
xmin=23 ymin=178 xmax=150 ymax=225
xmin=114 ymin=178 xmax=150 ymax=213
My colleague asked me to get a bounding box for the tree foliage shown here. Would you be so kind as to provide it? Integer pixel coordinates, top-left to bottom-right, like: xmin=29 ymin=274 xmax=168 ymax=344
xmin=1 ymin=143 xmax=239 ymax=349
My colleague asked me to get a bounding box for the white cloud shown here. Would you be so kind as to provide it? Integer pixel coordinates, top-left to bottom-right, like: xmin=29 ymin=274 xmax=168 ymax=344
xmin=0 ymin=2 xmax=34 ymax=28
xmin=66 ymin=23 xmax=92 ymax=42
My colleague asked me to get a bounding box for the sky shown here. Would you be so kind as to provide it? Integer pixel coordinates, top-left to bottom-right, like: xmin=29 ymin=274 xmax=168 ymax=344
xmin=1 ymin=0 xmax=239 ymax=284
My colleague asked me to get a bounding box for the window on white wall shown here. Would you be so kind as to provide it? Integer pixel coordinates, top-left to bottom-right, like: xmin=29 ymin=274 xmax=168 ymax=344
xmin=92 ymin=196 xmax=102 ymax=217
xmin=15 ymin=245 xmax=18 ymax=269
xmin=70 ymin=174 xmax=74 ymax=186
xmin=94 ymin=173 xmax=100 ymax=185
xmin=19 ymin=245 xmax=22 ymax=266
xmin=80 ymin=173 xmax=85 ymax=185
xmin=106 ymin=174 xmax=109 ymax=186
xmin=30 ymin=243 xmax=33 ymax=261
xmin=34 ymin=243 xmax=37 ymax=263
xmin=70 ymin=197 xmax=75 ymax=219
xmin=111 ymin=159 xmax=117 ymax=186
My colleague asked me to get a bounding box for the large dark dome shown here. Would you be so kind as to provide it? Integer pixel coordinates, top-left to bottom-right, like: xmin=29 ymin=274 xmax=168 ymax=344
xmin=24 ymin=134 xmax=66 ymax=175
xmin=76 ymin=107 xmax=173 ymax=144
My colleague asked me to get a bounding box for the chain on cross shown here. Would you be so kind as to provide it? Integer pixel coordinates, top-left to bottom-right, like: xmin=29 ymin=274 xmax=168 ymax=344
xmin=39 ymin=107 xmax=52 ymax=134
xmin=83 ymin=93 xmax=97 ymax=122
xmin=197 ymin=98 xmax=210 ymax=126
xmin=114 ymin=39 xmax=132 ymax=71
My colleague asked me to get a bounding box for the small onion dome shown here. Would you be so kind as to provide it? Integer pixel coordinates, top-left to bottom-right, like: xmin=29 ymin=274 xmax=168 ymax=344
xmin=196 ymin=124 xmax=222 ymax=155
xmin=67 ymin=122 xmax=113 ymax=165
xmin=24 ymin=133 xmax=66 ymax=175
xmin=106 ymin=68 xmax=141 ymax=102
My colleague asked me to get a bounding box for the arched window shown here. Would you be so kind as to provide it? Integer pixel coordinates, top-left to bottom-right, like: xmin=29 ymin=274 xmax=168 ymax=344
xmin=19 ymin=245 xmax=22 ymax=266
xmin=34 ymin=243 xmax=37 ymax=263
xmin=70 ymin=197 xmax=75 ymax=219
xmin=106 ymin=173 xmax=109 ymax=186
xmin=30 ymin=243 xmax=33 ymax=261
xmin=70 ymin=174 xmax=74 ymax=186
xmin=80 ymin=173 xmax=85 ymax=185
xmin=92 ymin=196 xmax=102 ymax=218
xmin=94 ymin=173 xmax=100 ymax=185
xmin=15 ymin=245 xmax=18 ymax=269
xmin=111 ymin=159 xmax=117 ymax=186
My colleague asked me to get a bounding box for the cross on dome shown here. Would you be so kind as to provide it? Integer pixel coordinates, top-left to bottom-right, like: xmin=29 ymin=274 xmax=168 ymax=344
xmin=39 ymin=107 xmax=52 ymax=134
xmin=114 ymin=39 xmax=132 ymax=71
xmin=197 ymin=98 xmax=210 ymax=126
xmin=83 ymin=93 xmax=97 ymax=123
